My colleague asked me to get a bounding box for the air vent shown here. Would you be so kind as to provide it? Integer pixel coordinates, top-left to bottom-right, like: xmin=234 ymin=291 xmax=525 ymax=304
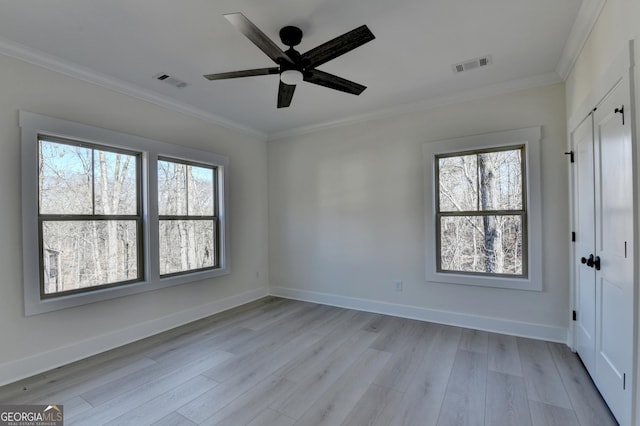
xmin=452 ymin=55 xmax=493 ymax=74
xmin=154 ymin=73 xmax=188 ymax=88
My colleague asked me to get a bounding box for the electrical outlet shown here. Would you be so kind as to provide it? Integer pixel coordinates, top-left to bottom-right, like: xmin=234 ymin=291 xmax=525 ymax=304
xmin=394 ymin=281 xmax=403 ymax=292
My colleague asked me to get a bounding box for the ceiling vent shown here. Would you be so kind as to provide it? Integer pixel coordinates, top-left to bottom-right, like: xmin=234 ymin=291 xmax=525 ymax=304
xmin=452 ymin=55 xmax=493 ymax=74
xmin=154 ymin=73 xmax=187 ymax=88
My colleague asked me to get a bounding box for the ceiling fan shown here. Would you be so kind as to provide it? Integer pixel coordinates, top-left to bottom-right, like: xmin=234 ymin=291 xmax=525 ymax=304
xmin=204 ymin=13 xmax=375 ymax=108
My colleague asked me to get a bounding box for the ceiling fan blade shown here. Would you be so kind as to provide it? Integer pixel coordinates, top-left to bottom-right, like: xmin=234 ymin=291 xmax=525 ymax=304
xmin=302 ymin=25 xmax=375 ymax=69
xmin=224 ymin=13 xmax=294 ymax=65
xmin=304 ymin=70 xmax=366 ymax=95
xmin=204 ymin=67 xmax=279 ymax=80
xmin=277 ymin=81 xmax=296 ymax=108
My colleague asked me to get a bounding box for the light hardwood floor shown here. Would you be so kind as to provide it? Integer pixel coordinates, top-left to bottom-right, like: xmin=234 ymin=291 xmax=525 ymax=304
xmin=0 ymin=297 xmax=618 ymax=425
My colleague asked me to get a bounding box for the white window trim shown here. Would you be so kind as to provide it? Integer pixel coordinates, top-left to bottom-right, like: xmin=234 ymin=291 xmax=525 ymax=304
xmin=20 ymin=111 xmax=231 ymax=315
xmin=423 ymin=127 xmax=542 ymax=291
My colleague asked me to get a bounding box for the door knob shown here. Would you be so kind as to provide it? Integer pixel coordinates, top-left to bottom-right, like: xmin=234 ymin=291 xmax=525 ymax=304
xmin=594 ymin=256 xmax=601 ymax=271
xmin=581 ymin=254 xmax=595 ymax=268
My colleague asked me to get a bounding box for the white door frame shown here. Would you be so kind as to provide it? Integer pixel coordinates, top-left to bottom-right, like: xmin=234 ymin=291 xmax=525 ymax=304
xmin=567 ymin=39 xmax=637 ymax=425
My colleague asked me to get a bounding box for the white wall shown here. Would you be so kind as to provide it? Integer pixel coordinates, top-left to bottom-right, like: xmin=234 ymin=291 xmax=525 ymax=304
xmin=269 ymin=84 xmax=569 ymax=341
xmin=565 ymin=0 xmax=640 ymax=120
xmin=0 ymin=53 xmax=269 ymax=385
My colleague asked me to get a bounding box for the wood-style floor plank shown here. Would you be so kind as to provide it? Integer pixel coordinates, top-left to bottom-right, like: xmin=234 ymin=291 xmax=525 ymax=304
xmin=547 ymin=342 xmax=618 ymax=426
xmin=292 ymin=348 xmax=392 ymax=425
xmin=529 ymin=401 xmax=580 ymax=426
xmin=0 ymin=298 xmax=617 ymax=426
xmin=199 ymin=376 xmax=295 ymax=426
xmin=485 ymin=371 xmax=532 ymax=426
xmin=373 ymin=321 xmax=433 ymax=391
xmin=342 ymin=383 xmax=403 ymax=426
xmin=459 ymin=328 xmax=489 ymax=354
xmin=80 ymin=351 xmax=230 ymax=407
xmin=62 ymin=396 xmax=93 ymax=419
xmin=517 ymin=337 xmax=573 ymax=409
xmin=246 ymin=409 xmax=296 ymax=426
xmin=488 ymin=332 xmax=523 ymax=376
xmin=177 ymin=330 xmax=322 ymax=424
xmin=389 ymin=324 xmax=462 ymax=426
xmin=102 ymin=375 xmax=218 ymax=426
xmin=150 ymin=412 xmax=196 ymax=426
xmin=66 ymin=355 xmax=225 ymax=425
xmin=436 ymin=349 xmax=488 ymax=426
xmin=270 ymin=329 xmax=379 ymax=419
xmin=272 ymin=310 xmax=374 ymax=382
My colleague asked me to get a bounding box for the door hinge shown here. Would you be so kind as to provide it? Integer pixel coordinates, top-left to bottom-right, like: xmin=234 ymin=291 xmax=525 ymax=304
xmin=571 ymin=232 xmax=576 ymax=242
xmin=615 ymin=105 xmax=625 ymax=125
xmin=564 ymin=151 xmax=574 ymax=163
xmin=572 ymin=310 xmax=577 ymax=321
xmin=623 ymin=373 xmax=626 ymax=389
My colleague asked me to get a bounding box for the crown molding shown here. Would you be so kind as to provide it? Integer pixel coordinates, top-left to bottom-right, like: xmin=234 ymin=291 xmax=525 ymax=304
xmin=0 ymin=37 xmax=268 ymax=141
xmin=268 ymin=71 xmax=563 ymax=141
xmin=556 ymin=0 xmax=607 ymax=80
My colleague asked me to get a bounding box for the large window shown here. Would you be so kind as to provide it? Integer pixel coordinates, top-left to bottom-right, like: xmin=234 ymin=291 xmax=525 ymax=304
xmin=39 ymin=137 xmax=142 ymax=297
xmin=436 ymin=146 xmax=526 ymax=277
xmin=21 ymin=111 xmax=230 ymax=315
xmin=423 ymin=127 xmax=542 ymax=291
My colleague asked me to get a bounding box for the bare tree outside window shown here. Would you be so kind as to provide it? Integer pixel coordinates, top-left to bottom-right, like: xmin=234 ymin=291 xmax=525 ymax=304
xmin=436 ymin=146 xmax=526 ymax=276
xmin=158 ymin=158 xmax=218 ymax=276
xmin=38 ymin=138 xmax=142 ymax=297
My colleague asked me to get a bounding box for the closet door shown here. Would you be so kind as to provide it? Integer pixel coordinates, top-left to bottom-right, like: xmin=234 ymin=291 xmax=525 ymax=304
xmin=573 ymin=114 xmax=596 ymax=375
xmin=593 ymin=77 xmax=633 ymax=426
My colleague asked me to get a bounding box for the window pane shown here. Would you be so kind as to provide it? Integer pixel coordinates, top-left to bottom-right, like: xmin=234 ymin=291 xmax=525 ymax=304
xmin=94 ymin=150 xmax=137 ymax=215
xmin=440 ymin=215 xmax=523 ymax=275
xmin=187 ymin=165 xmax=214 ymax=216
xmin=159 ymin=220 xmax=216 ymax=275
xmin=42 ymin=220 xmax=139 ymax=294
xmin=438 ymin=154 xmax=477 ymax=212
xmin=440 ymin=216 xmax=484 ymax=273
xmin=478 ymin=149 xmax=522 ymax=211
xmin=39 ymin=140 xmax=93 ymax=214
xmin=158 ymin=160 xmax=187 ymax=215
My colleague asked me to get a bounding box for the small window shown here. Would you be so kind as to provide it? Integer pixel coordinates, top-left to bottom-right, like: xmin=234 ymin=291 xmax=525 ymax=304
xmin=423 ymin=127 xmax=542 ymax=291
xmin=436 ymin=146 xmax=526 ymax=277
xmin=38 ymin=137 xmax=142 ymax=297
xmin=158 ymin=158 xmax=218 ymax=276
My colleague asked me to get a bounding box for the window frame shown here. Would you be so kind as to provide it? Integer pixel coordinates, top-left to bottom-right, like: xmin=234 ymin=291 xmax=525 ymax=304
xmin=21 ymin=111 xmax=230 ymax=315
xmin=157 ymin=156 xmax=220 ymax=277
xmin=38 ymin=135 xmax=145 ymax=298
xmin=435 ymin=145 xmax=528 ymax=278
xmin=423 ymin=127 xmax=542 ymax=291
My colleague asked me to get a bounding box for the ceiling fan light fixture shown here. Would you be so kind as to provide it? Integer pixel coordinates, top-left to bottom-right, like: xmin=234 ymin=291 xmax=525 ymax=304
xmin=280 ymin=69 xmax=303 ymax=85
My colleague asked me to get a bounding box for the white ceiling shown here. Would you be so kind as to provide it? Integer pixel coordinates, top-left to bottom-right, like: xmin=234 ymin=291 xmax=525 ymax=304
xmin=0 ymin=0 xmax=600 ymax=140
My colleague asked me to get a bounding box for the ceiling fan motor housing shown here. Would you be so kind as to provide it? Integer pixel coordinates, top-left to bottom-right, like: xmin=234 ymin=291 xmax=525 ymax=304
xmin=279 ymin=26 xmax=303 ymax=47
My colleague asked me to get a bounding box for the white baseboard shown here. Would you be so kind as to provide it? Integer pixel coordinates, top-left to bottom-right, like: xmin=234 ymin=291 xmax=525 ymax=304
xmin=0 ymin=287 xmax=269 ymax=387
xmin=270 ymin=287 xmax=568 ymax=343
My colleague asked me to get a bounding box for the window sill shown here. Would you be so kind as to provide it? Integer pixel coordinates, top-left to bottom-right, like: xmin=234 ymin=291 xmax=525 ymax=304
xmin=25 ymin=266 xmax=231 ymax=316
xmin=425 ymin=271 xmax=542 ymax=291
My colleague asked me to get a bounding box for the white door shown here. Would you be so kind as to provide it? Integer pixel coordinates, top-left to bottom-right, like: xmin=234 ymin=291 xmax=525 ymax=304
xmin=572 ymin=114 xmax=596 ymax=375
xmin=593 ymin=77 xmax=633 ymax=426
xmin=573 ymin=76 xmax=633 ymax=426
